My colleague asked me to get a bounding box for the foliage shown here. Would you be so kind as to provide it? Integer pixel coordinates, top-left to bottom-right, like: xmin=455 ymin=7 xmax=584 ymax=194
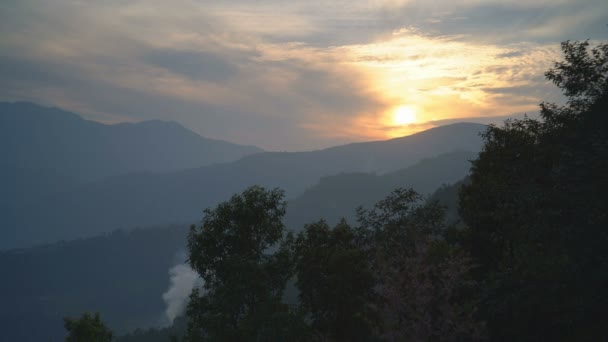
xmin=64 ymin=312 xmax=113 ymax=342
xmin=185 ymin=185 xmax=303 ymax=341
xmin=459 ymin=40 xmax=608 ymax=340
xmin=358 ymin=189 xmax=484 ymax=341
xmin=116 ymin=316 xmax=187 ymax=342
xmin=426 ymin=178 xmax=469 ymax=226
xmin=184 ymin=184 xmax=482 ymax=341
xmin=294 ymin=219 xmax=378 ymax=341
xmin=544 ymin=40 xmax=608 ymax=110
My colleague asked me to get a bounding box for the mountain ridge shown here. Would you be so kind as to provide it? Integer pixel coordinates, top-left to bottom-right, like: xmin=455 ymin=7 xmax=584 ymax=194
xmin=0 ymin=101 xmax=264 ymax=180
xmin=1 ymin=102 xmax=487 ymax=249
xmin=0 ymin=151 xmax=473 ymax=341
xmin=284 ymin=150 xmax=476 ymax=228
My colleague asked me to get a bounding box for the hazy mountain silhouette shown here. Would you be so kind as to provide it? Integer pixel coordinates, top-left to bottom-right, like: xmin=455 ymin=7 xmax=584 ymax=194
xmin=0 ymin=102 xmax=263 ymax=181
xmin=0 ymin=102 xmax=261 ymax=213
xmin=2 ymin=120 xmax=485 ymax=249
xmin=0 ymin=152 xmax=472 ymax=341
xmin=284 ymin=150 xmax=476 ymax=229
xmin=1 ymin=102 xmax=263 ymax=245
xmin=0 ymin=225 xmax=189 ymax=342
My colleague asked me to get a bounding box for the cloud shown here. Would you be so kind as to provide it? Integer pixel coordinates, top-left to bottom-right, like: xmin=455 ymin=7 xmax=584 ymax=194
xmin=144 ymin=49 xmax=239 ymax=82
xmin=376 ymin=0 xmax=608 ymax=44
xmin=0 ymin=0 xmax=602 ymax=150
xmin=0 ymin=0 xmax=392 ymax=150
xmin=429 ymin=111 xmax=540 ymax=127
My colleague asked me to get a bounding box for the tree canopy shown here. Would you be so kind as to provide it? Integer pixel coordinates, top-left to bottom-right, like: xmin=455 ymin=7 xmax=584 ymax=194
xmin=358 ymin=188 xmax=483 ymax=341
xmin=295 ymin=219 xmax=378 ymax=341
xmin=460 ymin=40 xmax=608 ymax=340
xmin=64 ymin=312 xmax=113 ymax=342
xmin=185 ymin=185 xmax=302 ymax=341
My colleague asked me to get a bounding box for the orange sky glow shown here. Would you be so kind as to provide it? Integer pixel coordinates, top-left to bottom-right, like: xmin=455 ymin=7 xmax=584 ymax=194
xmin=1 ymin=0 xmax=605 ymax=150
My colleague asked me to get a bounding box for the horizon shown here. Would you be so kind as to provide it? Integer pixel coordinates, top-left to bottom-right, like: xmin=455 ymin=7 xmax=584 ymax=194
xmin=1 ymin=0 xmax=606 ymax=150
xmin=3 ymin=100 xmax=489 ymax=153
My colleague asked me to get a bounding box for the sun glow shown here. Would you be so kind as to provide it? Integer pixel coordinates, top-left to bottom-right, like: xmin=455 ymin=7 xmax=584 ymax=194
xmin=392 ymin=106 xmax=417 ymax=125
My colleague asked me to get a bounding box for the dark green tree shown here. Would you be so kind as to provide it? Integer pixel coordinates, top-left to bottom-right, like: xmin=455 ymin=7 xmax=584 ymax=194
xmin=294 ymin=219 xmax=378 ymax=341
xmin=115 ymin=315 xmax=187 ymax=342
xmin=184 ymin=185 xmax=302 ymax=341
xmin=64 ymin=312 xmax=113 ymax=342
xmin=459 ymin=40 xmax=608 ymax=340
xmin=358 ymin=188 xmax=483 ymax=341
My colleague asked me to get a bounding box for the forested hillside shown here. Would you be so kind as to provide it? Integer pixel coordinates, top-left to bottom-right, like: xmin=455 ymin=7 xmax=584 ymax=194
xmin=0 ymin=226 xmax=188 ymax=341
xmin=284 ymin=150 xmax=475 ymax=228
xmin=0 ymin=150 xmax=473 ymax=341
xmin=2 ymin=122 xmax=484 ymax=249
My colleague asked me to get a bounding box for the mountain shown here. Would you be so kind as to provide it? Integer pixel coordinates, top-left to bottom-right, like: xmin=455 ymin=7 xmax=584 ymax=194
xmin=0 ymin=101 xmax=263 ymax=218
xmin=427 ymin=177 xmax=470 ymax=225
xmin=0 ymin=225 xmax=189 ymax=342
xmin=0 ymin=102 xmax=263 ymax=182
xmin=284 ymin=150 xmax=477 ymax=229
xmin=2 ymin=121 xmax=486 ymax=249
xmin=0 ymin=102 xmax=263 ymax=248
xmin=0 ymin=156 xmax=472 ymax=341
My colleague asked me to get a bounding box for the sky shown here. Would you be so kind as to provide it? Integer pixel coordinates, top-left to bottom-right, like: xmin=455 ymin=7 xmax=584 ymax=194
xmin=1 ymin=0 xmax=606 ymax=151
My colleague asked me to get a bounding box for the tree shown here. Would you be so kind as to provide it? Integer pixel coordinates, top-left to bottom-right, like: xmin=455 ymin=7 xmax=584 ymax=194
xmin=544 ymin=40 xmax=608 ymax=111
xmin=459 ymin=40 xmax=608 ymax=340
xmin=294 ymin=219 xmax=378 ymax=341
xmin=358 ymin=188 xmax=483 ymax=341
xmin=64 ymin=312 xmax=113 ymax=342
xmin=184 ymin=186 xmax=301 ymax=341
xmin=115 ymin=315 xmax=187 ymax=342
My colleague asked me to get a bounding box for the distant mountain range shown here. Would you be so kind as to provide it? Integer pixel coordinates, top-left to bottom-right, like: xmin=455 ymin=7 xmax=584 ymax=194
xmin=284 ymin=150 xmax=477 ymax=229
xmin=0 ymin=102 xmax=263 ymax=231
xmin=1 ymin=104 xmax=485 ymax=248
xmin=0 ymin=153 xmax=471 ymax=341
xmin=0 ymin=102 xmax=263 ymax=182
xmin=0 ymin=102 xmax=487 ymax=341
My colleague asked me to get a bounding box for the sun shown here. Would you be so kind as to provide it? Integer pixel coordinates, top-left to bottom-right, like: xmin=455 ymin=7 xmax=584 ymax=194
xmin=392 ymin=106 xmax=417 ymax=125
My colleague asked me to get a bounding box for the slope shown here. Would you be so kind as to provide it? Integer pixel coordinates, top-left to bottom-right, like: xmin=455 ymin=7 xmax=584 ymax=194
xmin=284 ymin=150 xmax=476 ymax=229
xmin=3 ymin=122 xmax=485 ymax=248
